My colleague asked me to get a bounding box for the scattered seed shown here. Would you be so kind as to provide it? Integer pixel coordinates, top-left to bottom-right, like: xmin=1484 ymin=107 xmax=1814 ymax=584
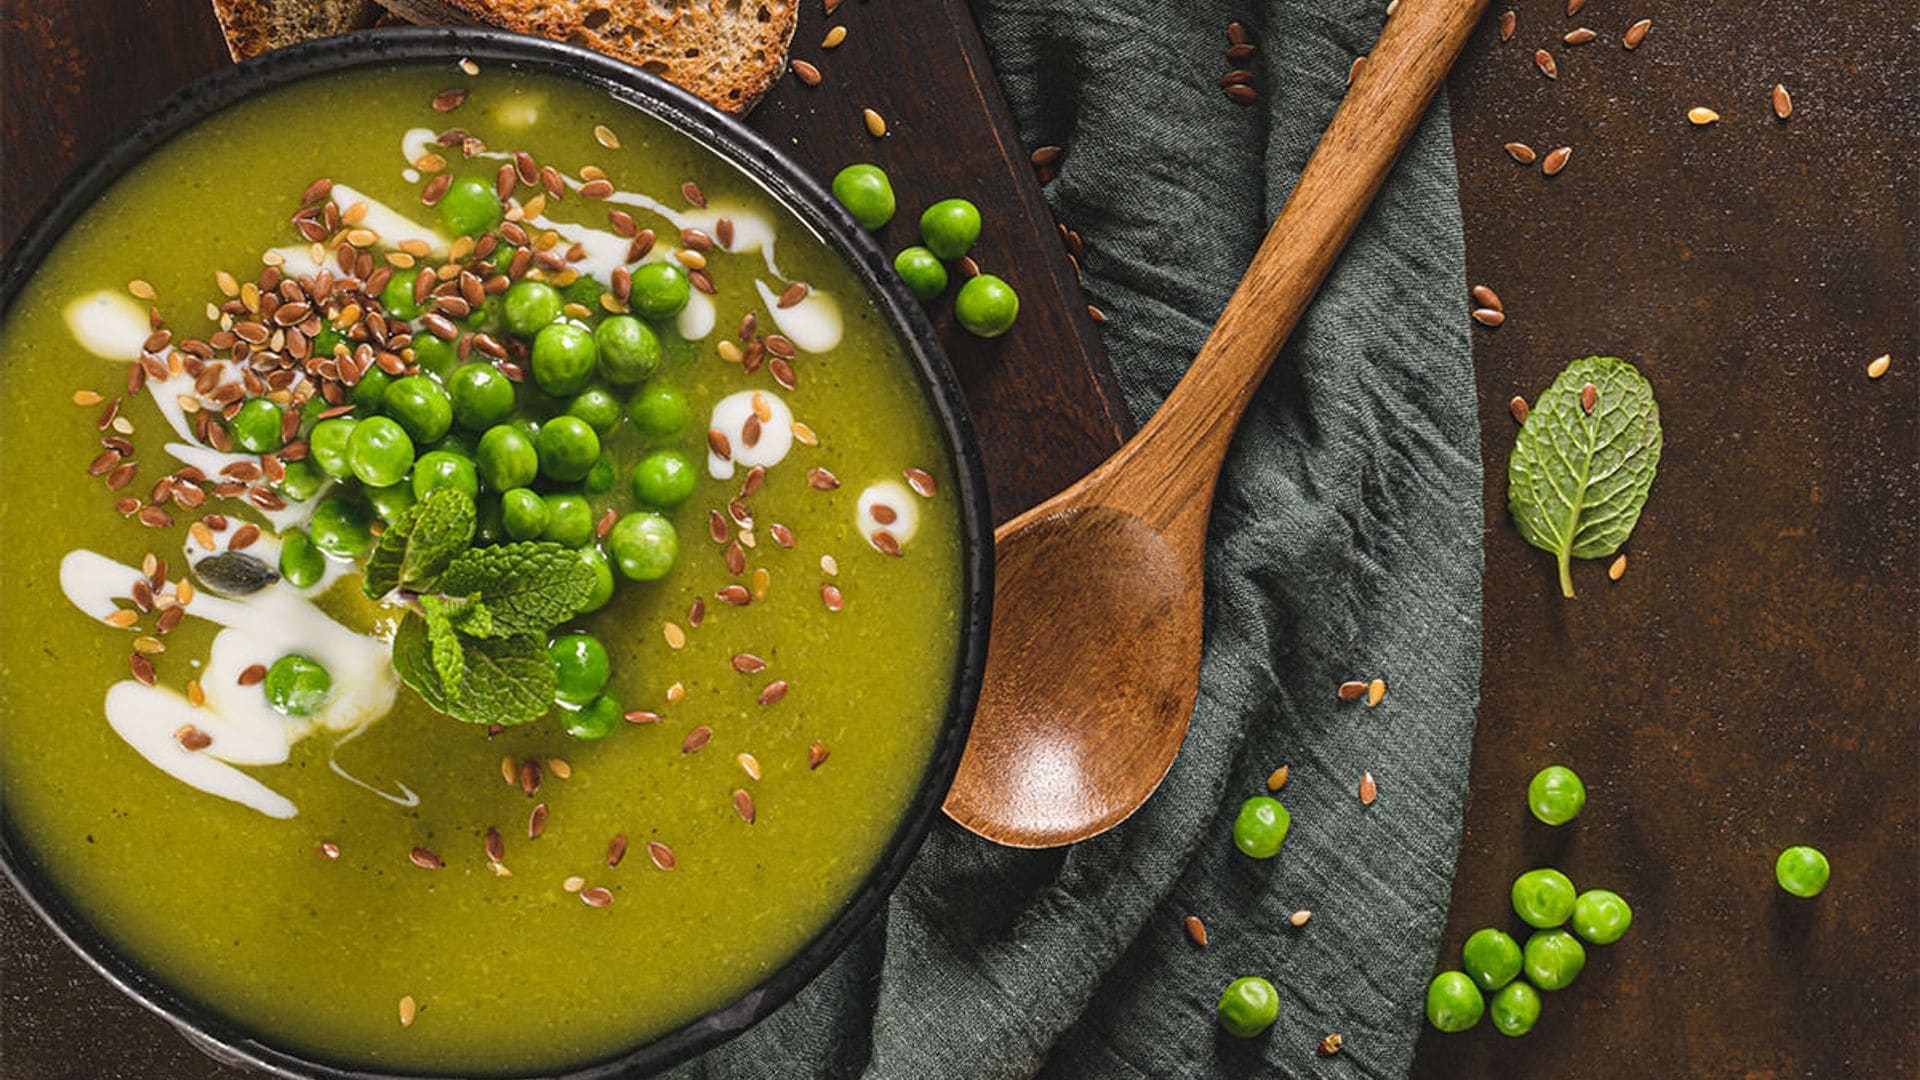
xmin=409 ymin=847 xmax=444 ymax=870
xmin=1290 ymin=909 xmax=1313 ymax=928
xmin=1541 ymin=146 xmax=1572 ymax=176
xmin=1347 ymin=56 xmax=1366 ymax=86
xmin=581 ymin=886 xmax=614 ymax=908
xmin=528 ymin=802 xmax=548 ymax=839
xmin=1498 ymin=9 xmax=1515 ymax=41
xmin=1267 ymin=765 xmax=1290 ymax=791
xmin=238 ymin=663 xmax=267 ymax=686
xmin=1225 ymin=43 xmax=1256 ymax=62
xmin=1565 ymin=0 xmax=1586 ymax=14
xmin=1867 ymin=354 xmax=1891 ymax=379
xmin=822 ymin=24 xmax=847 ymax=47
xmin=1623 ymin=18 xmax=1651 ymax=49
xmin=738 ymin=752 xmax=763 ymax=781
xmin=1510 ymin=396 xmax=1530 ymax=424
xmin=807 ymin=467 xmax=839 ymax=490
xmin=1226 ymin=20 xmax=1248 ymax=46
xmin=561 ymin=875 xmax=587 ymax=893
xmin=808 ymin=741 xmax=830 ymax=769
xmin=1319 ymin=1033 xmax=1344 ymax=1056
xmin=104 ymin=609 xmax=138 ymax=629
xmin=663 ymin=621 xmax=687 ymax=648
xmin=1184 ymin=915 xmax=1209 ymax=947
xmin=127 ymin=279 xmax=156 ymax=300
xmin=398 ymin=995 xmax=418 ymax=1029
xmin=862 ymin=108 xmax=887 ymax=137
xmin=1471 ymin=308 xmax=1506 ymax=327
xmin=647 ymin=841 xmax=677 ymax=870
xmin=757 ymin=680 xmax=790 ymax=705
xmin=732 ymin=653 xmax=767 ymax=674
xmin=500 ymin=755 xmax=516 ymax=786
xmin=72 ymin=390 xmax=104 ymax=406
xmin=779 ymin=282 xmax=810 ymax=309
xmin=484 ymin=826 xmax=505 ymax=862
xmin=624 ymin=710 xmax=662 ymax=725
xmin=520 ymin=758 xmax=542 ymax=798
xmin=682 ymin=726 xmax=713 ymax=754
xmin=1471 ymin=284 xmax=1503 ymax=312
xmin=1563 ymin=27 xmax=1596 ymax=45
xmin=732 ymin=789 xmax=757 ymax=823
xmin=319 ymin=841 xmax=340 ymax=860
xmin=1337 ymin=680 xmax=1367 ymax=701
xmin=546 ymin=757 xmax=572 ymax=780
xmin=791 ymin=59 xmax=822 ymax=86
xmin=1687 ymin=106 xmax=1721 ymax=125
xmin=1504 ymin=142 xmax=1537 ymax=164
xmin=1772 ymin=83 xmax=1793 ymax=120
xmin=1359 ymin=771 xmax=1378 ymax=805
xmin=1366 ymin=678 xmax=1386 ymax=707
xmin=1534 ymin=50 xmax=1557 ymax=79
xmin=821 ymin=583 xmax=844 ymax=611
xmin=174 ymin=724 xmax=211 ymax=751
xmin=607 ymin=834 xmax=628 ymax=867
xmin=1030 ymin=145 xmax=1063 ymax=167
xmin=593 ymin=123 xmax=620 ymax=149
xmin=1580 ymin=382 xmax=1598 ymax=413
xmin=1608 ymin=553 xmax=1628 ymax=581
xmin=1223 ymin=84 xmax=1257 ymax=105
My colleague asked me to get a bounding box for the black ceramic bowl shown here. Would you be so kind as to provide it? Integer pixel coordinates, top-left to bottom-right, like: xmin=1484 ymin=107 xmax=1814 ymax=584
xmin=0 ymin=27 xmax=992 ymax=1080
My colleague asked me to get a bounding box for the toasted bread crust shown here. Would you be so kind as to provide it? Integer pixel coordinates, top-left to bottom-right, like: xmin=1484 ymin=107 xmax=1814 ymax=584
xmin=210 ymin=0 xmax=388 ymax=61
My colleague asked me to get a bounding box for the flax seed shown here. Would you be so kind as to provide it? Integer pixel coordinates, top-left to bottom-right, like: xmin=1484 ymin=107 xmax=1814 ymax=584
xmin=1772 ymin=83 xmax=1793 ymax=120
xmin=1267 ymin=765 xmax=1290 ymax=791
xmin=1510 ymin=396 xmax=1530 ymax=424
xmin=1580 ymin=382 xmax=1598 ymax=413
xmin=647 ymin=841 xmax=676 ymax=870
xmin=1563 ymin=27 xmax=1596 ymax=45
xmin=1359 ymin=771 xmax=1378 ymax=805
xmin=1867 ymin=354 xmax=1891 ymax=379
xmin=1366 ymin=678 xmax=1387 ymax=707
xmin=1534 ymin=50 xmax=1557 ymax=79
xmin=1471 ymin=284 xmax=1503 ymax=312
xmin=1623 ymin=18 xmax=1651 ymax=49
xmin=1471 ymin=308 xmax=1506 ymax=327
xmin=1499 ymin=9 xmax=1515 ymax=41
xmin=1504 ymin=142 xmax=1537 ymax=164
xmin=1541 ymin=146 xmax=1572 ymax=176
xmin=862 ymin=108 xmax=887 ymax=137
xmin=607 ymin=834 xmax=628 ymax=867
xmin=738 ymin=752 xmax=762 ymax=781
xmin=1184 ymin=915 xmax=1209 ymax=946
xmin=409 ymin=847 xmax=444 ymax=869
xmin=1608 ymin=553 xmax=1628 ymax=581
xmin=1290 ymin=909 xmax=1313 ymax=927
xmin=1688 ymin=106 xmax=1721 ymax=125
xmin=809 ymin=742 xmax=830 ymax=769
xmin=1338 ymin=680 xmax=1367 ymax=701
xmin=792 ymin=59 xmax=822 ymax=86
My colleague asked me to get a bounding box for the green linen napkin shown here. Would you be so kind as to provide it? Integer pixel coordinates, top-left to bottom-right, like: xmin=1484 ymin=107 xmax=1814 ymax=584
xmin=679 ymin=1 xmax=1482 ymax=1076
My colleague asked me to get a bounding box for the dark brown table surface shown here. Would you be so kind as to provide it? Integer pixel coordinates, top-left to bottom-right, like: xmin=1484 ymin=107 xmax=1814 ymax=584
xmin=3 ymin=1 xmax=1914 ymax=1077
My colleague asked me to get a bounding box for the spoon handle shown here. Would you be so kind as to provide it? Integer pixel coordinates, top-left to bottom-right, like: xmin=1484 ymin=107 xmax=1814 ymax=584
xmin=1113 ymin=0 xmax=1487 ymax=517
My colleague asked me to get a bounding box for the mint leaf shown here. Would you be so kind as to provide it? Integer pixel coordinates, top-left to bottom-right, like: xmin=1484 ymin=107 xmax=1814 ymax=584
xmin=419 ymin=595 xmax=467 ymax=697
xmin=390 ymin=611 xmax=552 ymax=727
xmin=437 ymin=542 xmax=594 ymax=634
xmin=361 ymin=489 xmax=476 ymax=599
xmin=1508 ymin=356 xmax=1662 ymax=597
xmin=448 ymin=598 xmax=495 ymax=639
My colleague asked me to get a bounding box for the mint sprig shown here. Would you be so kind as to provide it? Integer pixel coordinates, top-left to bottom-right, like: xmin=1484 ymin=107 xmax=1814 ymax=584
xmin=371 ymin=489 xmax=593 ymax=726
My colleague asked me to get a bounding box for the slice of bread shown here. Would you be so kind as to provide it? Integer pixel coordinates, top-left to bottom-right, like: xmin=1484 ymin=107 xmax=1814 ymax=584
xmin=211 ymin=0 xmax=391 ymax=61
xmin=374 ymin=0 xmax=799 ymax=114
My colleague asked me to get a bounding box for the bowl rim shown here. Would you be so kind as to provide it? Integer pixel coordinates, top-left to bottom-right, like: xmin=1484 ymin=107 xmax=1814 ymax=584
xmin=0 ymin=26 xmax=993 ymax=1080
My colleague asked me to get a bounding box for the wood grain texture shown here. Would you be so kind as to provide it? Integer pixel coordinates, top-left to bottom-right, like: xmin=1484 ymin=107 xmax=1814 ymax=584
xmin=943 ymin=0 xmax=1489 ymax=848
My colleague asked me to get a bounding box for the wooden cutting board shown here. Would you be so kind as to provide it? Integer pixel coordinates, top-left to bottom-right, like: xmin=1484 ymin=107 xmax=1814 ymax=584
xmin=0 ymin=1 xmax=1129 ymax=1073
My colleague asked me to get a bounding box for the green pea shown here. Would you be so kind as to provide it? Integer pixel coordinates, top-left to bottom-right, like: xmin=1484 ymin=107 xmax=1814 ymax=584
xmin=542 ymin=493 xmax=595 ymax=549
xmin=383 ymin=375 xmax=453 ymax=444
xmin=531 ymin=322 xmax=599 ymax=396
xmin=309 ymin=418 xmax=359 ymax=479
xmin=627 ymin=262 xmax=690 ymax=320
xmin=1231 ymin=795 xmax=1290 ymax=859
xmin=275 ymin=458 xmax=327 ymax=503
xmin=230 ymin=398 xmax=284 ymax=453
xmin=501 ymin=488 xmax=549 ymax=541
xmin=350 ymin=366 xmax=393 ymax=411
xmin=1489 ymin=980 xmax=1541 ymax=1037
xmin=1512 ymin=868 xmax=1577 ymax=929
xmin=263 ymin=654 xmax=332 ymax=718
xmin=607 ymin=512 xmax=677 ymax=581
xmin=548 ymin=632 xmax=610 ymax=708
xmin=535 ymin=415 xmax=600 ymax=483
xmin=955 ymin=274 xmax=1020 ymax=338
xmin=439 ymin=175 xmax=501 ymax=236
xmin=502 ymin=279 xmax=563 ymax=338
xmin=1775 ymin=846 xmax=1830 ymax=898
xmin=1570 ymin=889 xmax=1632 ymax=945
xmin=1522 ymin=930 xmax=1586 ymax=991
xmin=380 ymin=267 xmax=421 ymax=320
xmin=577 ymin=546 xmax=615 ymax=614
xmin=582 ymin=455 xmax=615 ymax=495
xmin=630 ymin=449 xmax=697 ymax=509
xmin=448 ymin=363 xmax=516 ymax=431
xmin=364 ymin=483 xmax=416 ymax=524
xmin=476 ymin=424 xmax=539 ymax=492
xmin=474 ymin=494 xmax=505 ymax=545
xmin=831 ymin=163 xmax=896 ymax=230
xmin=277 ymin=530 xmax=326 ymax=590
xmin=1527 ymin=764 xmax=1586 ymax=826
xmin=411 ymin=331 xmax=460 ymax=380
xmin=347 ymin=416 xmax=415 ymax=488
xmin=1462 ymin=928 xmax=1523 ymax=992
xmin=411 ymin=450 xmax=479 ymax=499
xmin=565 ymin=693 xmax=623 ymax=740
xmin=893 ymin=245 xmax=948 ymax=302
xmin=628 ymin=384 xmax=689 ymax=439
xmin=919 ymin=197 xmax=982 ymax=260
xmin=310 ymin=325 xmax=344 ymax=361
xmin=594 ymin=315 xmax=661 ymax=385
xmin=308 ymin=498 xmax=372 ymax=558
xmin=462 ymin=294 xmax=502 ymax=332
xmin=1425 ymin=971 xmax=1484 ymax=1033
xmin=1215 ymin=976 xmax=1278 ymax=1039
xmin=567 ymin=387 xmax=624 ymax=435
xmin=430 ymin=430 xmax=475 ymax=459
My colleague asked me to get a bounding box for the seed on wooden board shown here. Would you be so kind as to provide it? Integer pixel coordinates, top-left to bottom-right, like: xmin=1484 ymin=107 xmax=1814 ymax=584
xmin=1609 ymin=553 xmax=1628 ymax=581
xmin=1347 ymin=56 xmax=1366 ymax=86
xmin=1470 ymin=284 xmax=1503 ymax=312
xmin=607 ymin=834 xmax=629 ymax=867
xmin=1290 ymin=909 xmax=1313 ymax=927
xmin=1319 ymin=1033 xmax=1344 ymax=1056
xmin=409 ymin=847 xmax=444 ymax=869
xmin=822 ymin=24 xmax=847 ymax=47
xmin=808 ymin=741 xmax=830 ymax=769
xmin=1184 ymin=915 xmax=1209 ymax=947
xmin=1580 ymin=382 xmax=1598 ymax=413
xmin=1337 ymin=680 xmax=1367 ymax=701
xmin=1687 ymin=106 xmax=1721 ymax=125
xmin=1224 ymin=84 xmax=1257 ymax=105
xmin=1366 ymin=678 xmax=1386 ymax=707
xmin=581 ymin=886 xmax=614 ymax=908
xmin=1359 ymin=771 xmax=1378 ymax=805
xmin=1504 ymin=142 xmax=1537 ymax=164
xmin=1565 ymin=0 xmax=1586 ymax=14
xmin=1623 ymin=18 xmax=1651 ymax=49
xmin=1471 ymin=308 xmax=1506 ymax=327
xmin=1563 ymin=27 xmax=1596 ymax=45
xmin=862 ymin=108 xmax=887 ymax=137
xmin=1534 ymin=50 xmax=1557 ymax=79
xmin=958 ymin=256 xmax=981 ymax=278
xmin=398 ymin=995 xmax=418 ymax=1028
xmin=1510 ymin=396 xmax=1530 ymax=424
xmin=1267 ymin=765 xmax=1290 ymax=791
xmin=733 ymin=789 xmax=757 ymax=823
xmin=1542 ymin=146 xmax=1572 ymax=176
xmin=791 ymin=59 xmax=822 ymax=86
xmin=647 ymin=841 xmax=677 ymax=870
xmin=1867 ymin=354 xmax=1891 ymax=379
xmin=528 ymin=802 xmax=548 ymax=839
xmin=1772 ymin=83 xmax=1793 ymax=119
xmin=1498 ymin=9 xmax=1515 ymax=42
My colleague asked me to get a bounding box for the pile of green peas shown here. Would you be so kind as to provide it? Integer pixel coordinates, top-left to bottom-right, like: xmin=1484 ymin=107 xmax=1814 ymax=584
xmin=255 ymin=193 xmax=724 ymax=737
xmin=1426 ymin=765 xmax=1635 ymax=1037
xmin=830 ymin=164 xmax=1020 ymax=339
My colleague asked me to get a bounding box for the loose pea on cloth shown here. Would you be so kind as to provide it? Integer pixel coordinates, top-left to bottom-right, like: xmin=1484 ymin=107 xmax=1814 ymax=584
xmin=679 ymin=0 xmax=1482 ymax=1076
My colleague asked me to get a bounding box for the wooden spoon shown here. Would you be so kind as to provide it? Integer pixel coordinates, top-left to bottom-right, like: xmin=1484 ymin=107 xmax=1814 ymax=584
xmin=943 ymin=0 xmax=1489 ymax=847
